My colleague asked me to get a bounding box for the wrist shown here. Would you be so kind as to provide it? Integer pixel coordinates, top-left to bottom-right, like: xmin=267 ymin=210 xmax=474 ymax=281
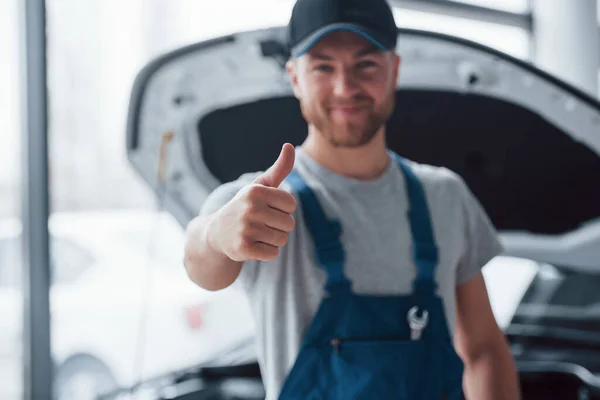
xmin=203 ymin=212 xmax=230 ymax=262
xmin=202 ymin=213 xmax=219 ymax=252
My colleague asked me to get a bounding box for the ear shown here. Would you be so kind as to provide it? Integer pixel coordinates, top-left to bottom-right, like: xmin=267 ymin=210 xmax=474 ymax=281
xmin=286 ymin=59 xmax=301 ymax=99
xmin=392 ymin=53 xmax=401 ymax=85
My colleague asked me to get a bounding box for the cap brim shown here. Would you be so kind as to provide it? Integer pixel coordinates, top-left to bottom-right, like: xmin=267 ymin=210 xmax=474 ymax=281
xmin=290 ymin=23 xmax=393 ymax=58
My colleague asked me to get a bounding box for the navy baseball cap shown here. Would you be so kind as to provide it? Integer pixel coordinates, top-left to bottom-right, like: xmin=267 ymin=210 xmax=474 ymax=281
xmin=286 ymin=0 xmax=398 ymax=58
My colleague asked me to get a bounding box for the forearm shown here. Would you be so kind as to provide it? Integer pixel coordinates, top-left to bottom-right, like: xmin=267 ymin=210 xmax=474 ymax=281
xmin=183 ymin=214 xmax=242 ymax=291
xmin=462 ymin=336 xmax=521 ymax=400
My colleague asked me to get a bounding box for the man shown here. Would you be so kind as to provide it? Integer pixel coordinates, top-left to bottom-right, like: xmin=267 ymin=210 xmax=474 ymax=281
xmin=183 ymin=0 xmax=520 ymax=398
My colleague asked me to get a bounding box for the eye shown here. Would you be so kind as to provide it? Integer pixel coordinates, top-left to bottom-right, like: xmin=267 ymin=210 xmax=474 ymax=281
xmin=357 ymin=60 xmax=377 ymax=69
xmin=314 ymin=64 xmax=333 ymax=72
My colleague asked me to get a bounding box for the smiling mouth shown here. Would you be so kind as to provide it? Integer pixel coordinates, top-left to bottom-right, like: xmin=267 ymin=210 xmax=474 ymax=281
xmin=330 ymin=105 xmax=367 ymax=116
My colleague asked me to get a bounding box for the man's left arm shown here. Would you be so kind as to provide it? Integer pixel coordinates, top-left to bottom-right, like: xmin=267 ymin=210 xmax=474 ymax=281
xmin=451 ymin=174 xmax=520 ymax=399
xmin=454 ymin=272 xmax=521 ymax=400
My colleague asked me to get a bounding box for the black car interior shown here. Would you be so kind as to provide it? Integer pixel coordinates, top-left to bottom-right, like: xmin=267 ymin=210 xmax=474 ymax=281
xmin=199 ymin=90 xmax=600 ymax=236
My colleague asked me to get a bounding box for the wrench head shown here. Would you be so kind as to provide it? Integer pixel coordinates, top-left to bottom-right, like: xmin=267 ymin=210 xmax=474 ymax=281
xmin=407 ymin=306 xmax=429 ymax=329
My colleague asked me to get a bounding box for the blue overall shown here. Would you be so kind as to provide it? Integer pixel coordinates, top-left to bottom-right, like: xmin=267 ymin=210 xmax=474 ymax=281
xmin=278 ymin=152 xmax=465 ymax=399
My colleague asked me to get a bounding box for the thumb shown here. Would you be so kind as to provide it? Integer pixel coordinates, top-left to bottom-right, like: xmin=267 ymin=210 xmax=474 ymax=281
xmin=254 ymin=143 xmax=295 ymax=187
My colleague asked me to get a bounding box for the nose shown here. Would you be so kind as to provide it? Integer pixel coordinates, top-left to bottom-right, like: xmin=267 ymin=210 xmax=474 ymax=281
xmin=332 ymin=68 xmax=360 ymax=99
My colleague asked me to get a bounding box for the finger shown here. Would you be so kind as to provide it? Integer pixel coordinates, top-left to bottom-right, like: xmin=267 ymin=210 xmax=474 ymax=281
xmin=254 ymin=225 xmax=289 ymax=248
xmin=263 ymin=188 xmax=297 ymax=214
xmin=253 ymin=143 xmax=295 ymax=188
xmin=262 ymin=208 xmax=295 ymax=233
xmin=245 ymin=242 xmax=279 ymax=262
xmin=246 ymin=185 xmax=297 ymax=214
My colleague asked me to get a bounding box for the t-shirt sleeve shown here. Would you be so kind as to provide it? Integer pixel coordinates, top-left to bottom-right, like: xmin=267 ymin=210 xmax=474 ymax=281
xmin=454 ymin=176 xmax=505 ymax=285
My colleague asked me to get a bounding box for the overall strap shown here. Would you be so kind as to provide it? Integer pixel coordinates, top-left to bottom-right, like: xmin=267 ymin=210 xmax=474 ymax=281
xmin=285 ymin=169 xmax=351 ymax=294
xmin=392 ymin=153 xmax=439 ymax=299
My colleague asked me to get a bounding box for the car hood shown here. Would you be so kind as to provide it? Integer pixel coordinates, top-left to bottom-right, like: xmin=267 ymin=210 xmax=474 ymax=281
xmin=126 ymin=27 xmax=600 ymax=270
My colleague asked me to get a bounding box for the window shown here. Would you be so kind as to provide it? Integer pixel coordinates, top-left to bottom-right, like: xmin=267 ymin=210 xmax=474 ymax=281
xmin=0 ymin=237 xmax=21 ymax=288
xmin=142 ymin=0 xmax=296 ymax=58
xmin=0 ymin=0 xmax=22 ymax=397
xmin=44 ymin=3 xmax=268 ymax=398
xmin=392 ymin=7 xmax=531 ymax=60
xmin=138 ymin=1 xmax=532 ymax=64
xmin=451 ymin=0 xmax=530 ymax=14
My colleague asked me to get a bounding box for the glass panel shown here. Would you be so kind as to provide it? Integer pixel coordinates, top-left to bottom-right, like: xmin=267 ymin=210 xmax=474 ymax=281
xmin=145 ymin=0 xmax=296 ymax=56
xmin=451 ymin=0 xmax=530 ymax=14
xmin=46 ymin=0 xmax=153 ymax=397
xmin=0 ymin=0 xmax=23 ymax=398
xmin=45 ymin=1 xmax=262 ymax=398
xmin=393 ymin=7 xmax=531 ymax=60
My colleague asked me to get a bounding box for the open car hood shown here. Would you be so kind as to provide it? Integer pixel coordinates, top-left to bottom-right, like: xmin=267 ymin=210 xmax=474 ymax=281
xmin=126 ymin=27 xmax=600 ymax=270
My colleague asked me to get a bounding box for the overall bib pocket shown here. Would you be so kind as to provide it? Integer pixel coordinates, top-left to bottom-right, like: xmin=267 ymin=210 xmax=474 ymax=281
xmin=330 ymin=337 xmax=428 ymax=400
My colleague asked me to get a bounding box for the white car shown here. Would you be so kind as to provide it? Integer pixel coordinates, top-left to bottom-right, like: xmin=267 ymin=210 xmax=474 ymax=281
xmin=0 ymin=210 xmax=256 ymax=400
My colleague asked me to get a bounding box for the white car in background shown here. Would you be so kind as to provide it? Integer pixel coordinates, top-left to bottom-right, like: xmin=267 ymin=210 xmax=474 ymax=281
xmin=0 ymin=210 xmax=256 ymax=400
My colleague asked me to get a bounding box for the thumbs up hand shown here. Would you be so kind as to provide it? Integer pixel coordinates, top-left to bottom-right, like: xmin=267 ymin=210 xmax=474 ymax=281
xmin=253 ymin=143 xmax=296 ymax=188
xmin=207 ymin=144 xmax=298 ymax=262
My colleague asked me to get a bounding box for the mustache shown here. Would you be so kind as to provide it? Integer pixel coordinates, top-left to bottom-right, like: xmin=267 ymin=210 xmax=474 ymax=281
xmin=326 ymin=100 xmax=372 ymax=108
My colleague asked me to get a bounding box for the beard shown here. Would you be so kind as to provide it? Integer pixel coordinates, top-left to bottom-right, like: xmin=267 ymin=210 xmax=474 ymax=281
xmin=300 ymin=90 xmax=395 ymax=148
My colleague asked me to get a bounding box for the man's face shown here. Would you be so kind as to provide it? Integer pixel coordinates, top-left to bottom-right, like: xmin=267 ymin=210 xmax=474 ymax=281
xmin=287 ymin=31 xmax=400 ymax=148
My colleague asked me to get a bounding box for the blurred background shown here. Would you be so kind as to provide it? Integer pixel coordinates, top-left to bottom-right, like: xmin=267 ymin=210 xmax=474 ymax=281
xmin=1 ymin=0 xmax=600 ymax=399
